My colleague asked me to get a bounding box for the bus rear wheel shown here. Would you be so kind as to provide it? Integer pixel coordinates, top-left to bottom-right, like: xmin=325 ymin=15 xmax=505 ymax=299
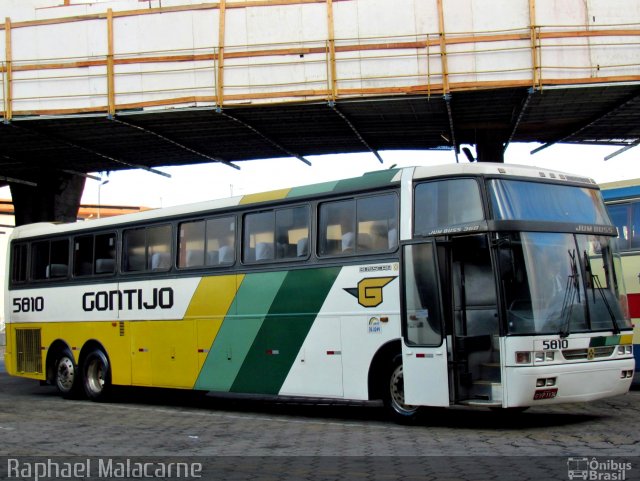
xmin=384 ymin=354 xmax=421 ymax=424
xmin=54 ymin=351 xmax=81 ymax=398
xmin=82 ymin=349 xmax=111 ymax=402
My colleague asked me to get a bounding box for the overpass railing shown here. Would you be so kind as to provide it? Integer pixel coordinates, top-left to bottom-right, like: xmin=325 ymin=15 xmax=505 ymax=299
xmin=1 ymin=20 xmax=639 ymax=120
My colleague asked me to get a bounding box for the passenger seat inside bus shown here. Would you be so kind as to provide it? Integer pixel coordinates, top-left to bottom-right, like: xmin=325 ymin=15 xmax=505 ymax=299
xmin=255 ymin=242 xmax=274 ymax=261
xmin=218 ymin=245 xmax=234 ymax=263
xmin=45 ymin=263 xmax=68 ymax=278
xmin=151 ymin=252 xmax=171 ymax=270
xmin=95 ymin=258 xmax=115 ymax=274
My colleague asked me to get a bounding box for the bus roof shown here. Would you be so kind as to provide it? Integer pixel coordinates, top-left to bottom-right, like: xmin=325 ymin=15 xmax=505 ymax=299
xmin=10 ymin=162 xmax=597 ymax=240
xmin=600 ymin=178 xmax=640 ymax=201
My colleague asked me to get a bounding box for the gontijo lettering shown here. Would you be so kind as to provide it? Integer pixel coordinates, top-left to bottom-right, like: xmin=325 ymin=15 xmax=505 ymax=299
xmin=82 ymin=287 xmax=174 ymax=312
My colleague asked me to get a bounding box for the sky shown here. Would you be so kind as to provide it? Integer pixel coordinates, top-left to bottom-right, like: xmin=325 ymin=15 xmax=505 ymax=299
xmin=1 ymin=141 xmax=638 ymax=210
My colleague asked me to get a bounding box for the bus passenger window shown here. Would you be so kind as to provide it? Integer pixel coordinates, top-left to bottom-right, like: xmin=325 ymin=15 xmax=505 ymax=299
xmin=414 ymin=179 xmax=484 ymax=235
xmin=179 ymin=220 xmax=206 ymax=268
xmin=276 ymin=206 xmax=309 ymax=259
xmin=319 ymin=193 xmax=398 ymax=256
xmin=148 ymin=225 xmax=172 ymax=270
xmin=357 ymin=194 xmax=398 ymax=253
xmin=123 ymin=225 xmax=171 ymax=272
xmin=32 ymin=239 xmax=69 ymax=280
xmin=244 ymin=211 xmax=274 ymax=262
xmin=11 ymin=243 xmax=28 ymax=283
xmin=74 ymin=232 xmax=116 ymax=276
xmin=74 ymin=235 xmax=94 ymax=276
xmin=243 ymin=207 xmax=308 ymax=263
xmin=319 ymin=200 xmax=355 ymax=255
xmin=94 ymin=233 xmax=116 ymax=274
xmin=178 ymin=216 xmax=236 ymax=268
xmin=123 ymin=228 xmax=146 ymax=272
xmin=206 ymin=216 xmax=235 ymax=265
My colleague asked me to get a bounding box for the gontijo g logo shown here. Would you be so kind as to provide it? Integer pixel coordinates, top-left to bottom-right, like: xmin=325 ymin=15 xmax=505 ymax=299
xmin=344 ymin=276 xmax=397 ymax=308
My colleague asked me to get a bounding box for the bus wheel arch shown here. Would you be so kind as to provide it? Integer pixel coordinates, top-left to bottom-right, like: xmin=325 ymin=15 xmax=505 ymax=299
xmin=46 ymin=340 xmax=81 ymax=398
xmin=368 ymin=340 xmax=421 ymax=423
xmin=367 ymin=340 xmax=402 ymax=402
xmin=79 ymin=341 xmax=112 ymax=402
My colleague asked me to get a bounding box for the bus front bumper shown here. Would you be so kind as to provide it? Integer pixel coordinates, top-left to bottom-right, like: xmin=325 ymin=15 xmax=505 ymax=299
xmin=504 ymin=358 xmax=634 ymax=407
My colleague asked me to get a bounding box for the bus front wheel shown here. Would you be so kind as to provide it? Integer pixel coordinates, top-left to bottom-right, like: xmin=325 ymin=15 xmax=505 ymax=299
xmin=82 ymin=349 xmax=112 ymax=402
xmin=54 ymin=351 xmax=81 ymax=398
xmin=384 ymin=354 xmax=421 ymax=424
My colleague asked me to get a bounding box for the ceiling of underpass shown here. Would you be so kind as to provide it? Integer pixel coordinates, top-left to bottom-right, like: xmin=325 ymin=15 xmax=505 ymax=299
xmin=1 ymin=83 xmax=640 ymax=187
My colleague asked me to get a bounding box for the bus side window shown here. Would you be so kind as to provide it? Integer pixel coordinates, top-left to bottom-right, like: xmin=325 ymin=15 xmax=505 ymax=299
xmin=319 ymin=193 xmax=397 ymax=257
xmin=243 ymin=208 xmax=307 ymax=263
xmin=275 ymin=206 xmax=309 ymax=259
xmin=123 ymin=225 xmax=171 ymax=272
xmin=206 ymin=216 xmax=236 ymax=265
xmin=94 ymin=233 xmax=116 ymax=274
xmin=414 ymin=179 xmax=484 ymax=235
xmin=11 ymin=243 xmax=28 ymax=284
xmin=148 ymin=225 xmax=172 ymax=270
xmin=319 ymin=200 xmax=355 ymax=256
xmin=179 ymin=220 xmax=205 ymax=268
xmin=244 ymin=211 xmax=274 ymax=263
xmin=31 ymin=239 xmax=69 ymax=280
xmin=74 ymin=235 xmax=94 ymax=276
xmin=178 ymin=216 xmax=236 ymax=268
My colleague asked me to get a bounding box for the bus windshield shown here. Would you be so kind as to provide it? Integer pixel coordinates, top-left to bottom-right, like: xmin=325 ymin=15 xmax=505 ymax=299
xmin=499 ymin=232 xmax=632 ymax=335
xmin=489 ymin=179 xmax=610 ymax=224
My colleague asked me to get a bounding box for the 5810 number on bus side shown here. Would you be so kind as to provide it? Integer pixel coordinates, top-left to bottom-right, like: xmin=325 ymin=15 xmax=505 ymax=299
xmin=12 ymin=296 xmax=44 ymax=313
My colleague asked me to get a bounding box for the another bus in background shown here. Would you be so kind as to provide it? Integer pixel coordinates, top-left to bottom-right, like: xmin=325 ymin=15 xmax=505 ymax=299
xmin=602 ymin=179 xmax=640 ymax=384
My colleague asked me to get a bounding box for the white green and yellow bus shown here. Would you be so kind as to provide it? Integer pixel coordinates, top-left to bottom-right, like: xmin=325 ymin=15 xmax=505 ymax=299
xmin=4 ymin=164 xmax=635 ymax=422
xmin=602 ymin=179 xmax=640 ymax=384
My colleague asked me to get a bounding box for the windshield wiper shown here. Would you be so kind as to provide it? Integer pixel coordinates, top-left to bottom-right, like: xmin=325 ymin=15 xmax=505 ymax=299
xmin=558 ymin=249 xmax=580 ymax=338
xmin=583 ymin=250 xmax=620 ymax=335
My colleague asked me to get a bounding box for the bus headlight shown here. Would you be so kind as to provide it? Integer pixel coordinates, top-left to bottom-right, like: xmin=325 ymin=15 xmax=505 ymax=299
xmin=534 ymin=351 xmax=555 ymax=363
xmin=516 ymin=352 xmax=531 ymax=364
xmin=617 ymin=345 xmax=633 ymax=355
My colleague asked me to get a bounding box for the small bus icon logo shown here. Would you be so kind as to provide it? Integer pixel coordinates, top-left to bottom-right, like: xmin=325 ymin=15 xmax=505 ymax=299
xmin=567 ymin=457 xmax=589 ymax=480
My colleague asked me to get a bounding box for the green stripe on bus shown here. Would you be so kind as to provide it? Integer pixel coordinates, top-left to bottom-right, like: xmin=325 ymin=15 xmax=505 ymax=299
xmin=194 ymin=271 xmax=287 ymax=391
xmin=230 ymin=266 xmax=341 ymax=395
xmin=589 ymin=335 xmax=621 ymax=347
xmin=332 ymin=169 xmax=399 ymax=193
xmin=287 ymin=180 xmax=340 ymax=198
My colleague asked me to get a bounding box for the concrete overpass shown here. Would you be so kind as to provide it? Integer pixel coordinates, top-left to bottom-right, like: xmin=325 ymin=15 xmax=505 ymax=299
xmin=1 ymin=0 xmax=640 ymax=224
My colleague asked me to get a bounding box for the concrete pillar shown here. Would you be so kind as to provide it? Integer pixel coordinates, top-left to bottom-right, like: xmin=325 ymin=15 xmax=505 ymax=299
xmin=10 ymin=172 xmax=85 ymax=226
xmin=474 ymin=130 xmax=506 ymax=163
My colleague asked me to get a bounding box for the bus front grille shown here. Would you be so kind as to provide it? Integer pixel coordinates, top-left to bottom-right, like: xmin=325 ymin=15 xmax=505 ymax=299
xmin=562 ymin=346 xmax=615 ymax=360
xmin=16 ymin=328 xmax=43 ymax=374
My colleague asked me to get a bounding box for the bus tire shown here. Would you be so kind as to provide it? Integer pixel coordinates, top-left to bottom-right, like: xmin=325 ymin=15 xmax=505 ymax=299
xmin=384 ymin=354 xmax=421 ymax=424
xmin=53 ymin=350 xmax=81 ymax=399
xmin=82 ymin=348 xmax=112 ymax=402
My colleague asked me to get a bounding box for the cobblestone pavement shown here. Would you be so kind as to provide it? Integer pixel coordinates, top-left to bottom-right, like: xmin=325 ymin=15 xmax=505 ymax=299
xmin=0 ymin=345 xmax=638 ymax=480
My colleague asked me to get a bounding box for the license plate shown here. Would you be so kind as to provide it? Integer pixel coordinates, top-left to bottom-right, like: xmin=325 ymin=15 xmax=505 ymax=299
xmin=533 ymin=388 xmax=558 ymax=400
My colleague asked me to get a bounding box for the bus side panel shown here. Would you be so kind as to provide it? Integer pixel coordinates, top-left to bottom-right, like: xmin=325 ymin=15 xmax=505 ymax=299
xmin=4 ymin=324 xmax=16 ymax=377
xmin=231 ymin=267 xmax=341 ymax=395
xmin=280 ymin=262 xmax=401 ymax=400
xmin=195 ymin=271 xmax=287 ymax=392
xmin=619 ymin=253 xmax=640 ymax=382
xmin=189 ymin=275 xmax=242 ymax=384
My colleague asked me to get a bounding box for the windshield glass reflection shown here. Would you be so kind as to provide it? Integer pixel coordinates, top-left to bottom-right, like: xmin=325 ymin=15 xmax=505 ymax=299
xmin=499 ymin=232 xmax=630 ymax=335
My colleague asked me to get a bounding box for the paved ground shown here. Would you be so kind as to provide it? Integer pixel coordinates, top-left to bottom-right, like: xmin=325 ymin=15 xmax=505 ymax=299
xmin=0 ymin=344 xmax=638 ymax=480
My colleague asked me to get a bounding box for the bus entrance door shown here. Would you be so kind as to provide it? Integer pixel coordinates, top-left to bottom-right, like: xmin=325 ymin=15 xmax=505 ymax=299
xmin=450 ymin=235 xmax=502 ymax=406
xmin=401 ymin=240 xmax=450 ymax=407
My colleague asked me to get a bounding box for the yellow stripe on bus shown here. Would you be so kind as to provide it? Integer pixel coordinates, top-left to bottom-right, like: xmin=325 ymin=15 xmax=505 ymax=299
xmin=184 ymin=274 xmax=244 ymax=376
xmin=620 ymin=334 xmax=634 ymax=345
xmin=239 ymin=188 xmax=291 ymax=205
